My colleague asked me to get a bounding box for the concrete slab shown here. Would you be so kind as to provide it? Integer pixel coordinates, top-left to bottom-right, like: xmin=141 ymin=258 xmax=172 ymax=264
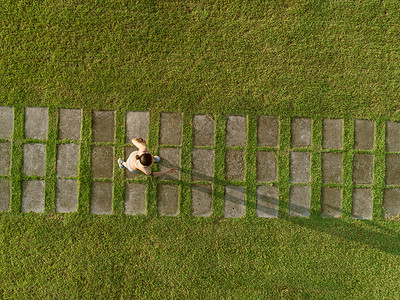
xmin=159 ymin=112 xmax=182 ymax=146
xmin=22 ymin=180 xmax=45 ymax=213
xmin=0 ymin=178 xmax=10 ymax=211
xmin=91 ymin=146 xmax=114 ymax=179
xmin=322 ymin=153 xmax=342 ymax=183
xmin=290 ymin=152 xmax=310 ymax=183
xmin=289 ymin=185 xmax=310 ymax=217
xmin=125 ymin=183 xmax=147 ymax=215
xmin=0 ymin=106 xmax=14 ymax=139
xmin=157 ymin=184 xmax=179 ymax=216
xmin=383 ymin=188 xmax=400 ymax=218
xmin=0 ymin=142 xmax=11 ymax=176
xmin=353 ymin=154 xmax=373 ymax=185
xmin=56 ymin=144 xmax=80 ymax=178
xmin=322 ymin=119 xmax=343 ymax=149
xmin=224 ymin=185 xmax=245 ymax=218
xmin=225 ymin=149 xmax=245 ymax=181
xmin=291 ymin=118 xmax=311 ymax=148
xmin=58 ymin=109 xmax=82 ymax=140
xmin=351 ymin=188 xmax=372 ymax=219
xmin=354 ymin=119 xmax=374 ymax=150
xmin=125 ymin=111 xmax=149 ymax=143
xmin=256 ymin=151 xmax=277 ymax=182
xmin=226 ymin=115 xmax=247 ymax=147
xmin=158 ymin=148 xmax=180 ymax=180
xmin=257 ymin=116 xmax=279 ymax=147
xmin=56 ymin=179 xmax=78 ymax=213
xmin=321 ymin=187 xmax=342 ymax=218
xmin=90 ymin=181 xmax=113 ymax=214
xmin=386 ymin=154 xmax=400 ymax=185
xmin=256 ymin=185 xmax=278 ymax=218
xmin=23 ymin=143 xmax=46 ymax=176
xmin=92 ymin=110 xmax=115 ymax=143
xmin=123 ymin=147 xmax=140 ymax=179
xmin=25 ymin=107 xmax=48 ymax=140
xmin=191 ymin=184 xmax=213 ymax=217
xmin=386 ymin=121 xmax=400 ymax=152
xmin=192 ymin=149 xmax=214 ymax=181
xmin=193 ymin=114 xmax=214 ymax=146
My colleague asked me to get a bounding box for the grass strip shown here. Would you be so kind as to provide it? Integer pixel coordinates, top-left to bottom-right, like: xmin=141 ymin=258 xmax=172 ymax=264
xmin=112 ymin=108 xmax=125 ymax=215
xmin=342 ymin=116 xmax=354 ymax=218
xmin=310 ymin=118 xmax=322 ymax=218
xmin=278 ymin=116 xmax=290 ymax=218
xmin=373 ymin=119 xmax=385 ymax=219
xmin=212 ymin=113 xmax=226 ymax=218
xmin=245 ymin=114 xmax=257 ymax=218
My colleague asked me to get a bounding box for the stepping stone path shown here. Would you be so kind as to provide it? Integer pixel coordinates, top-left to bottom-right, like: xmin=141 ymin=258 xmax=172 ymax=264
xmin=1 ymin=106 xmax=400 ymax=219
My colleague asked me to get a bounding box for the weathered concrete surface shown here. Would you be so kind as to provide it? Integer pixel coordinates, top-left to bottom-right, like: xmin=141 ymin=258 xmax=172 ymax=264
xmin=290 ymin=152 xmax=310 ymax=183
xmin=322 ymin=153 xmax=342 ymax=183
xmin=91 ymin=146 xmax=114 ymax=179
xmin=0 ymin=107 xmax=13 ymax=139
xmin=386 ymin=154 xmax=400 ymax=185
xmin=383 ymin=188 xmax=400 ymax=218
xmin=256 ymin=185 xmax=278 ymax=218
xmin=351 ymin=188 xmax=372 ymax=219
xmin=0 ymin=178 xmax=10 ymax=211
xmin=192 ymin=149 xmax=214 ymax=181
xmin=125 ymin=183 xmax=147 ymax=215
xmin=224 ymin=185 xmax=245 ymax=218
xmin=0 ymin=142 xmax=11 ymax=176
xmin=90 ymin=181 xmax=113 ymax=214
xmin=92 ymin=110 xmax=115 ymax=143
xmin=25 ymin=107 xmax=48 ymax=140
xmin=354 ymin=119 xmax=374 ymax=150
xmin=386 ymin=121 xmax=400 ymax=152
xmin=126 ymin=111 xmax=149 ymax=143
xmin=226 ymin=115 xmax=247 ymax=147
xmin=22 ymin=180 xmax=45 ymax=213
xmin=58 ymin=109 xmax=82 ymax=140
xmin=56 ymin=179 xmax=79 ymax=213
xmin=321 ymin=187 xmax=342 ymax=218
xmin=257 ymin=116 xmax=279 ymax=147
xmin=256 ymin=151 xmax=277 ymax=182
xmin=191 ymin=184 xmax=213 ymax=217
xmin=159 ymin=113 xmax=182 ymax=146
xmin=158 ymin=148 xmax=180 ymax=180
xmin=56 ymin=144 xmax=80 ymax=178
xmin=322 ymin=119 xmax=343 ymax=149
xmin=291 ymin=118 xmax=311 ymax=148
xmin=23 ymin=144 xmax=46 ymax=176
xmin=289 ymin=185 xmax=310 ymax=217
xmin=225 ymin=149 xmax=245 ymax=181
xmin=352 ymin=154 xmax=373 ymax=185
xmin=157 ymin=184 xmax=179 ymax=216
xmin=193 ymin=115 xmax=214 ymax=146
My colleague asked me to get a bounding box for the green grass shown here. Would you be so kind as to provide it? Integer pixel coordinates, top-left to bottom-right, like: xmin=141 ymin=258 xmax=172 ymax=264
xmin=2 ymin=0 xmax=400 ymax=298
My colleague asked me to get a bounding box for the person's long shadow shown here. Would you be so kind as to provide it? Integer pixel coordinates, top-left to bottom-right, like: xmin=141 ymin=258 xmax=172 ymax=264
xmin=157 ymin=158 xmax=400 ymax=257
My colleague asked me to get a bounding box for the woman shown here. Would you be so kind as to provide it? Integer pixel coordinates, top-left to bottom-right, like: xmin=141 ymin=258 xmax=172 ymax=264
xmin=118 ymin=138 xmax=175 ymax=177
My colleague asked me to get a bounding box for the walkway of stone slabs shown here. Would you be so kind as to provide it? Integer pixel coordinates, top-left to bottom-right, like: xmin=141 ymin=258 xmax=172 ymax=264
xmin=1 ymin=106 xmax=400 ymax=219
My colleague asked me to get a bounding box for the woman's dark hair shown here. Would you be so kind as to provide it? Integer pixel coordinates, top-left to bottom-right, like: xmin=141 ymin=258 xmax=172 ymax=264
xmin=136 ymin=153 xmax=152 ymax=166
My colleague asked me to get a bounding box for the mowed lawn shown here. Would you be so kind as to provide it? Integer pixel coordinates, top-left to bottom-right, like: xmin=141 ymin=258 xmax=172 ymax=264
xmin=1 ymin=0 xmax=400 ymax=299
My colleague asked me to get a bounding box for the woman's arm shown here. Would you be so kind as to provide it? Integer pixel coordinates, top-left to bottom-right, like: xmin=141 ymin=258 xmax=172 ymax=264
xmin=131 ymin=138 xmax=147 ymax=151
xmin=152 ymin=168 xmax=175 ymax=178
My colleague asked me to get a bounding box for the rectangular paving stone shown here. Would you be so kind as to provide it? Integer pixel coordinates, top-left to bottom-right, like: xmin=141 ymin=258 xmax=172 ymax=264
xmin=225 ymin=149 xmax=245 ymax=181
xmin=0 ymin=106 xmax=14 ymax=139
xmin=291 ymin=118 xmax=311 ymax=148
xmin=23 ymin=143 xmax=46 ymax=176
xmin=22 ymin=180 xmax=45 ymax=213
xmin=351 ymin=188 xmax=372 ymax=219
xmin=322 ymin=153 xmax=342 ymax=183
xmin=92 ymin=110 xmax=115 ymax=143
xmin=158 ymin=148 xmax=180 ymax=180
xmin=290 ymin=152 xmax=310 ymax=183
xmin=224 ymin=185 xmax=245 ymax=218
xmin=193 ymin=114 xmax=215 ymax=146
xmin=125 ymin=183 xmax=147 ymax=215
xmin=386 ymin=154 xmax=400 ymax=185
xmin=322 ymin=119 xmax=343 ymax=149
xmin=56 ymin=179 xmax=78 ymax=213
xmin=159 ymin=112 xmax=182 ymax=146
xmin=91 ymin=146 xmax=114 ymax=179
xmin=125 ymin=111 xmax=149 ymax=143
xmin=321 ymin=187 xmax=342 ymax=218
xmin=192 ymin=149 xmax=214 ymax=182
xmin=256 ymin=185 xmax=278 ymax=218
xmin=25 ymin=107 xmax=48 ymax=140
xmin=256 ymin=151 xmax=277 ymax=182
xmin=353 ymin=154 xmax=373 ymax=185
xmin=354 ymin=119 xmax=374 ymax=150
xmin=0 ymin=142 xmax=11 ymax=176
xmin=257 ymin=116 xmax=279 ymax=147
xmin=191 ymin=184 xmax=213 ymax=217
xmin=56 ymin=144 xmax=80 ymax=178
xmin=0 ymin=178 xmax=10 ymax=211
xmin=58 ymin=109 xmax=82 ymax=140
xmin=383 ymin=188 xmax=400 ymax=219
xmin=289 ymin=185 xmax=310 ymax=217
xmin=386 ymin=121 xmax=400 ymax=152
xmin=157 ymin=184 xmax=179 ymax=216
xmin=90 ymin=181 xmax=113 ymax=214
xmin=226 ymin=115 xmax=247 ymax=147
